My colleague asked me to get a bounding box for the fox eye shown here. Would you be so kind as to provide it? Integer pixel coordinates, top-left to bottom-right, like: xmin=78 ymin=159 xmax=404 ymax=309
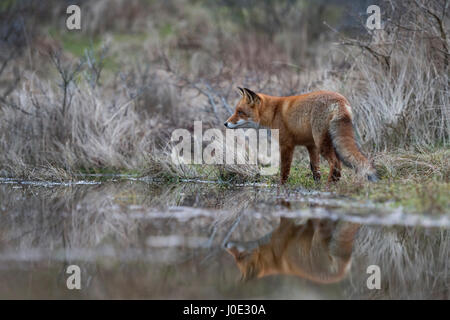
xmin=238 ymin=111 xmax=246 ymax=116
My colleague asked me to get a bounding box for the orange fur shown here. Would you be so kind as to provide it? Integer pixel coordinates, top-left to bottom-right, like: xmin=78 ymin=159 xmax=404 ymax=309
xmin=226 ymin=217 xmax=360 ymax=283
xmin=225 ymin=88 xmax=378 ymax=183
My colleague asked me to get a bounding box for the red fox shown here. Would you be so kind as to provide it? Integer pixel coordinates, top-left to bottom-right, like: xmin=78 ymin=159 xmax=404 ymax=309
xmin=225 ymin=217 xmax=360 ymax=283
xmin=224 ymin=88 xmax=378 ymax=183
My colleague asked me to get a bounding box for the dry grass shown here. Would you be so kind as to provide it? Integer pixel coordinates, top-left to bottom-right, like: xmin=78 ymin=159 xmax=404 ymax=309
xmin=342 ymin=39 xmax=449 ymax=150
xmin=0 ymin=0 xmax=448 ymax=194
xmin=374 ymin=149 xmax=449 ymax=181
xmin=0 ymin=74 xmax=156 ymax=178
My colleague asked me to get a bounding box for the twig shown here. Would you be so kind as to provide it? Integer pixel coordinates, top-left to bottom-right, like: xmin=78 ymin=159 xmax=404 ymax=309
xmin=221 ymin=214 xmax=242 ymax=248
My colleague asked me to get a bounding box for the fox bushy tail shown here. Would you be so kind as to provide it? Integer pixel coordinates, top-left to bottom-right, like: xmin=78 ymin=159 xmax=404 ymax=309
xmin=329 ymin=115 xmax=378 ymax=182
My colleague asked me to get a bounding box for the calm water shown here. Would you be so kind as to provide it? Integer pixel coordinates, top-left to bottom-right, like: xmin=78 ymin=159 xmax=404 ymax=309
xmin=0 ymin=177 xmax=448 ymax=299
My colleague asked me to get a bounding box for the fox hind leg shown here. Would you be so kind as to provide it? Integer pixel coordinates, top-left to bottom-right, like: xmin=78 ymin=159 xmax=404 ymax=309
xmin=333 ymin=155 xmax=342 ymax=181
xmin=325 ymin=151 xmax=341 ymax=183
xmin=307 ymin=145 xmax=321 ymax=182
xmin=318 ymin=134 xmax=342 ymax=183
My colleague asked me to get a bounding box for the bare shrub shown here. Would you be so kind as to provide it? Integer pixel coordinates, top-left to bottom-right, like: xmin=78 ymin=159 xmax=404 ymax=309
xmin=332 ymin=0 xmax=449 ymax=150
xmin=0 ymin=70 xmax=158 ymax=177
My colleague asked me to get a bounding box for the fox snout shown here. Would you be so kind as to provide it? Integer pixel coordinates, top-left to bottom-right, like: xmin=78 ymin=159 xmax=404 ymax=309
xmin=224 ymin=119 xmax=246 ymax=129
xmin=224 ymin=118 xmax=259 ymax=129
xmin=224 ymin=113 xmax=239 ymax=128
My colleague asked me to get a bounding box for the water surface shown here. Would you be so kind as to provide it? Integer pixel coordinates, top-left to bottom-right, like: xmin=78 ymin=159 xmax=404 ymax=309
xmin=0 ymin=178 xmax=448 ymax=299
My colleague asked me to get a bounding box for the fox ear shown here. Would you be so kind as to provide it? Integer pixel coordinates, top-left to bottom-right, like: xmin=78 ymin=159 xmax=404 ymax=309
xmin=242 ymin=88 xmax=260 ymax=105
xmin=226 ymin=244 xmax=251 ymax=261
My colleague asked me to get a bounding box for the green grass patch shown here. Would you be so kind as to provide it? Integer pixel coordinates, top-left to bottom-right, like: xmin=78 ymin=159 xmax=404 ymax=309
xmin=47 ymin=27 xmax=118 ymax=72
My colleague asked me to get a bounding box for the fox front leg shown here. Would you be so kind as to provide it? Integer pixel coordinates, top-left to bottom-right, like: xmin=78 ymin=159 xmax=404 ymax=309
xmin=280 ymin=145 xmax=294 ymax=184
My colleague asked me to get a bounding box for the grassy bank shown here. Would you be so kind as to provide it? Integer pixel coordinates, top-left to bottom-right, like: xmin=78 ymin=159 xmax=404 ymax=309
xmin=4 ymin=147 xmax=447 ymax=214
xmin=141 ymin=148 xmax=450 ymax=214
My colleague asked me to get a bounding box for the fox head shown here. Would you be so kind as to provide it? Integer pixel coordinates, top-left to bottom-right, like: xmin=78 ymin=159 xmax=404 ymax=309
xmin=225 ymin=241 xmax=262 ymax=282
xmin=224 ymin=87 xmax=261 ymax=129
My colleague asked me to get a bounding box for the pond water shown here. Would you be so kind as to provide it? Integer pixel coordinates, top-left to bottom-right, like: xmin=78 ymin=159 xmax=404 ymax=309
xmin=0 ymin=177 xmax=448 ymax=299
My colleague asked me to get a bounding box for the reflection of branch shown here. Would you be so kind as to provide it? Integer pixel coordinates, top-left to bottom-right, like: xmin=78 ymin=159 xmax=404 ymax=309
xmin=200 ymin=213 xmax=242 ymax=265
xmin=221 ymin=214 xmax=241 ymax=248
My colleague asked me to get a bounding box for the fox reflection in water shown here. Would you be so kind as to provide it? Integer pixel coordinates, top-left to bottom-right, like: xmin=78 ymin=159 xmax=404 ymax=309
xmin=225 ymin=216 xmax=360 ymax=283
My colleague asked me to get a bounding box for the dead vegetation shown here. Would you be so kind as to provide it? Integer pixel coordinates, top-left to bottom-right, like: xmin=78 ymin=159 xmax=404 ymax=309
xmin=0 ymin=0 xmax=448 ymax=191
